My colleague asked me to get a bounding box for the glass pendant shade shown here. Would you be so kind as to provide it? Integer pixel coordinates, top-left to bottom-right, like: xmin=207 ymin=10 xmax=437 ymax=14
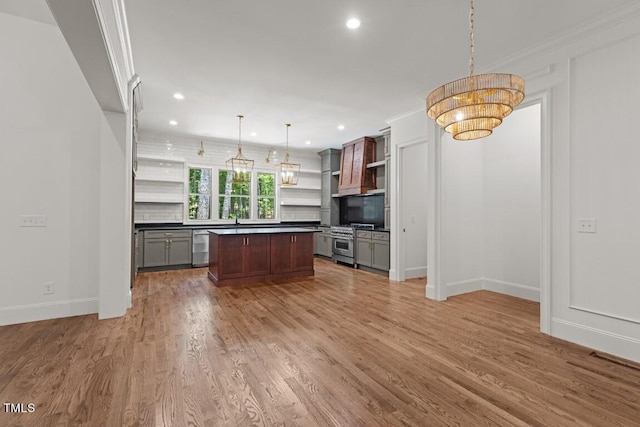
xmin=279 ymin=123 xmax=300 ymax=186
xmin=426 ymin=0 xmax=524 ymax=140
xmin=226 ymin=115 xmax=254 ymax=183
xmin=280 ymin=153 xmax=300 ymax=186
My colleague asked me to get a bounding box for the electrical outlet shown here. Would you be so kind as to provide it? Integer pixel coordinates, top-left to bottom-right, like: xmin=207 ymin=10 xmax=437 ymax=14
xmin=43 ymin=282 xmax=54 ymax=295
xmin=577 ymin=218 xmax=596 ymax=233
xmin=143 ymin=214 xmax=150 ymax=220
xmin=21 ymin=215 xmax=47 ymax=227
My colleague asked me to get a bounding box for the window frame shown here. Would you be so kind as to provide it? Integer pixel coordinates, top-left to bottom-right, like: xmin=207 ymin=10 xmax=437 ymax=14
xmin=184 ymin=164 xmax=214 ymax=224
xmin=256 ymin=171 xmax=277 ymax=220
xmin=214 ymin=167 xmax=280 ymax=223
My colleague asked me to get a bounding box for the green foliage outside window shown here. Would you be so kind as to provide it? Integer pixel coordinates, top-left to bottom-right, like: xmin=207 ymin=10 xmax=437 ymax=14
xmin=189 ymin=167 xmax=212 ymax=220
xmin=257 ymin=173 xmax=275 ymax=219
xmin=219 ymin=169 xmax=250 ymax=219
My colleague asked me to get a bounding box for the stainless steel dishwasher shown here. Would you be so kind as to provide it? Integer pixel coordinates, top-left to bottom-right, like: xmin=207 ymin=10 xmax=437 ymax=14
xmin=192 ymin=229 xmax=210 ymax=267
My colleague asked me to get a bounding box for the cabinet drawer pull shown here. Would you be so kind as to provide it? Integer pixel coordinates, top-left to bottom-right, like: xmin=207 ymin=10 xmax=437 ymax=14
xmin=165 ymin=233 xmax=173 ymax=236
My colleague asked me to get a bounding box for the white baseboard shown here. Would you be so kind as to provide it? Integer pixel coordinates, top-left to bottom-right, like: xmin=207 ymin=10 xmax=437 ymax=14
xmin=445 ymin=277 xmax=540 ymax=302
xmin=552 ymin=317 xmax=640 ymax=363
xmin=404 ymin=266 xmax=427 ymax=279
xmin=0 ymin=298 xmax=98 ymax=326
xmin=483 ymin=278 xmax=540 ymax=302
xmin=446 ymin=278 xmax=484 ymax=297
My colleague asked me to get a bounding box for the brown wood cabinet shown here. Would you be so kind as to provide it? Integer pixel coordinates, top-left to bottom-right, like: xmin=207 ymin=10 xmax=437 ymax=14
xmin=270 ymin=233 xmax=314 ymax=274
xmin=338 ymin=137 xmax=376 ymax=196
xmin=209 ymin=234 xmax=270 ymax=282
xmin=208 ymin=229 xmax=315 ymax=286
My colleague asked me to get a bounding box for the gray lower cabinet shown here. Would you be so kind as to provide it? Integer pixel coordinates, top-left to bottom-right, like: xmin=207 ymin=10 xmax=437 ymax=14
xmin=355 ymin=230 xmax=390 ymax=271
xmin=314 ymin=229 xmax=332 ymax=257
xmin=143 ymin=229 xmax=192 ymax=267
xmin=134 ymin=231 xmax=143 ymax=277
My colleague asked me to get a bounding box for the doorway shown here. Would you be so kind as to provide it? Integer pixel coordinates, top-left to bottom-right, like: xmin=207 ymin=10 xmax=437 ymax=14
xmin=428 ymin=95 xmax=550 ymax=333
xmin=397 ymin=140 xmax=429 ymax=282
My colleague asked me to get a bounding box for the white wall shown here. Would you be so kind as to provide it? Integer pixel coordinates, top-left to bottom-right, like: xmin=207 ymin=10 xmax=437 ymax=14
xmin=482 ymin=105 xmax=541 ymax=301
xmin=441 ymin=136 xmax=485 ymax=295
xmin=399 ymin=142 xmax=428 ymax=279
xmin=0 ymin=12 xmax=127 ymax=324
xmin=428 ymin=4 xmax=640 ymax=362
xmin=135 ymin=134 xmax=322 ymax=223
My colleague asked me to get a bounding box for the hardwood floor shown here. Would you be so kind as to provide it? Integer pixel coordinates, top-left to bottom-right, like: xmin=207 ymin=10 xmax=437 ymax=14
xmin=1 ymin=258 xmax=639 ymax=426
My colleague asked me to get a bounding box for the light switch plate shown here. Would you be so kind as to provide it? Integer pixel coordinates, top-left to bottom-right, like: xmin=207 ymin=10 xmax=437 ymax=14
xmin=21 ymin=215 xmax=47 ymax=227
xmin=577 ymin=218 xmax=596 ymax=233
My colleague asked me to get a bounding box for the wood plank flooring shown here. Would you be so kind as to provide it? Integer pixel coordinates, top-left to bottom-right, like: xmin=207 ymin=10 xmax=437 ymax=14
xmin=1 ymin=258 xmax=639 ymax=426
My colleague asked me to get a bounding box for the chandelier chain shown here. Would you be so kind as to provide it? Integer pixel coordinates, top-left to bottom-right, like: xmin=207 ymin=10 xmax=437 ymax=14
xmin=469 ymin=0 xmax=475 ymax=77
xmin=237 ymin=115 xmax=243 ymax=148
xmin=286 ymin=124 xmax=290 ymax=150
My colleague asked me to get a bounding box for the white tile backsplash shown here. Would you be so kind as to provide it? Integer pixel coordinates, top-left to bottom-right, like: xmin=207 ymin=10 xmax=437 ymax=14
xmin=135 ymin=134 xmax=323 ymax=224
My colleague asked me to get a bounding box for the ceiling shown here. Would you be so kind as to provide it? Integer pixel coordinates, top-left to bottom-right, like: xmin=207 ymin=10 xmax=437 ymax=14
xmin=2 ymin=0 xmax=636 ymax=150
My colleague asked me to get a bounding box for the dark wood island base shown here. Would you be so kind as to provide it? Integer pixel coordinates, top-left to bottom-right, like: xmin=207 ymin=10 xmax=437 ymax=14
xmin=207 ymin=228 xmax=315 ymax=286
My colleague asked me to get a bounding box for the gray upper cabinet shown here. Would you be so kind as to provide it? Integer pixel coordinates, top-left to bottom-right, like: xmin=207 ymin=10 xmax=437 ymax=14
xmin=381 ymin=127 xmax=391 ymax=229
xmin=318 ymin=148 xmax=341 ymax=226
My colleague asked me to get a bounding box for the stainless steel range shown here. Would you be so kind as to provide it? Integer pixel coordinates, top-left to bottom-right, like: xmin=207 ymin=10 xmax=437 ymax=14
xmin=331 ymin=226 xmax=355 ymax=265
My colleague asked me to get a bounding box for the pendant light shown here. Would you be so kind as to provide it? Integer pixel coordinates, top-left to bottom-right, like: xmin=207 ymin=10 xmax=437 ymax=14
xmin=279 ymin=123 xmax=300 ymax=186
xmin=426 ymin=0 xmax=524 ymax=140
xmin=226 ymin=115 xmax=254 ymax=183
xmin=197 ymin=140 xmax=205 ymax=156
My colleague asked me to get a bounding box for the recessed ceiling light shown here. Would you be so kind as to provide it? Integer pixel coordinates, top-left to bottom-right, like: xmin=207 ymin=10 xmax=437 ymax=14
xmin=305 ymin=140 xmax=311 ymax=145
xmin=338 ymin=124 xmax=345 ymax=130
xmin=250 ymin=132 xmax=257 ymax=137
xmin=173 ymin=93 xmax=184 ymax=100
xmin=346 ymin=18 xmax=360 ymax=29
xmin=169 ymin=120 xmax=178 ymax=126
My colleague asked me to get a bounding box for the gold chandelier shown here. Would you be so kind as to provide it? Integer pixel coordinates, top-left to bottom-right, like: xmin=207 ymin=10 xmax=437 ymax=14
xmin=279 ymin=123 xmax=300 ymax=186
xmin=427 ymin=0 xmax=524 ymax=140
xmin=226 ymin=115 xmax=254 ymax=183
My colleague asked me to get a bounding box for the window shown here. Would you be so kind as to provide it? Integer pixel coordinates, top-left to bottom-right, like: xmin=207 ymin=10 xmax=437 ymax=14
xmin=188 ymin=167 xmax=212 ymax=220
xmin=257 ymin=172 xmax=276 ymax=219
xmin=218 ymin=169 xmax=250 ymax=219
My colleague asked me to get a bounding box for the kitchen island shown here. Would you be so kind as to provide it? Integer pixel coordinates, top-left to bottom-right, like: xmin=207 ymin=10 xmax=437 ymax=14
xmin=208 ymin=227 xmax=315 ymax=286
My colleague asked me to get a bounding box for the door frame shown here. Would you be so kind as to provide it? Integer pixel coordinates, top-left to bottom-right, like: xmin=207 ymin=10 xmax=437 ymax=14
xmin=393 ymin=138 xmax=428 ymax=283
xmin=426 ymin=89 xmax=551 ymax=334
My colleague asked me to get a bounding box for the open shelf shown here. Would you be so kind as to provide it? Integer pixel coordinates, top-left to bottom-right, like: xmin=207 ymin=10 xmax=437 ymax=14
xmin=135 ymin=195 xmax=184 ymax=203
xmin=280 ymin=199 xmax=322 ymax=207
xmin=135 ymin=176 xmax=184 ymax=183
xmin=366 ymin=188 xmax=386 ymax=195
xmin=280 ymin=185 xmax=321 ymax=191
xmin=366 ymin=160 xmax=385 ymax=168
xmin=137 ymin=154 xmax=185 ymax=163
xmin=298 ymin=168 xmax=322 ymax=175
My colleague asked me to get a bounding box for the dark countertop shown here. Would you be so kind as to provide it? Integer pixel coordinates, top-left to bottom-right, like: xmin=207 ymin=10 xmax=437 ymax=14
xmin=209 ymin=227 xmax=316 ymax=235
xmin=136 ymin=222 xmax=320 ymax=231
